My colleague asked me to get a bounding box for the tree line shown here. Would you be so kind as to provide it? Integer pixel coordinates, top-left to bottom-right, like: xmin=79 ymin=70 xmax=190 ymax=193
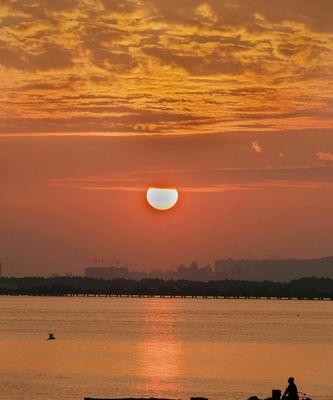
xmin=0 ymin=276 xmax=333 ymax=297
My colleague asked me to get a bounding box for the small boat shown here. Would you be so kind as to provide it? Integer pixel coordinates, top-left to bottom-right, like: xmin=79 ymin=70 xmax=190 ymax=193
xmin=47 ymin=333 xmax=56 ymax=340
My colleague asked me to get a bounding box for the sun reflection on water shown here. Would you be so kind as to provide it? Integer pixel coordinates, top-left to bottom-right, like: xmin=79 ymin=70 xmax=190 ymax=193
xmin=137 ymin=299 xmax=183 ymax=395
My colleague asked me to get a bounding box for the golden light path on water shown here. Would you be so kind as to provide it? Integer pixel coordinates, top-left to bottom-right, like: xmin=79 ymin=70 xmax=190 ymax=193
xmin=146 ymin=187 xmax=179 ymax=211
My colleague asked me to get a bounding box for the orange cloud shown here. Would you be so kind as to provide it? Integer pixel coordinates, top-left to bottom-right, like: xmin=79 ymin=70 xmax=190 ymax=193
xmin=316 ymin=151 xmax=333 ymax=162
xmin=49 ymin=164 xmax=333 ymax=194
xmin=251 ymin=141 xmax=262 ymax=153
xmin=0 ymin=0 xmax=332 ymax=135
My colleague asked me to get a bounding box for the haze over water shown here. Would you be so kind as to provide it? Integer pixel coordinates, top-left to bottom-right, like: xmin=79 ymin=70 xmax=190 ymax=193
xmin=0 ymin=297 xmax=332 ymax=400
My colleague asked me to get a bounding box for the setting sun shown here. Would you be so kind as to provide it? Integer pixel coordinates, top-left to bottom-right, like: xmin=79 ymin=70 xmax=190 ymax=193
xmin=146 ymin=187 xmax=179 ymax=211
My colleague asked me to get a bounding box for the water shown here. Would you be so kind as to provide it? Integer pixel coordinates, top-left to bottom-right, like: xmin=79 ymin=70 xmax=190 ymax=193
xmin=0 ymin=297 xmax=332 ymax=400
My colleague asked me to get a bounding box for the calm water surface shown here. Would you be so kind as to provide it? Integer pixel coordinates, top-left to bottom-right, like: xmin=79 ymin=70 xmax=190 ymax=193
xmin=0 ymin=297 xmax=332 ymax=400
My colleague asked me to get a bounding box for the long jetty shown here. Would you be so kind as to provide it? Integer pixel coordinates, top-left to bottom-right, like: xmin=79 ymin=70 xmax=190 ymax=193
xmin=2 ymin=292 xmax=332 ymax=300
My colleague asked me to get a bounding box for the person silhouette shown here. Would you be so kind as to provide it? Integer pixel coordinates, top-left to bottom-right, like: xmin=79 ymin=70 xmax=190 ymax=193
xmin=282 ymin=377 xmax=299 ymax=400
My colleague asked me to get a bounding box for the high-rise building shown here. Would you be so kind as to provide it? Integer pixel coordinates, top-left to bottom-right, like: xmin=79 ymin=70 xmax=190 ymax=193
xmin=85 ymin=265 xmax=129 ymax=279
xmin=176 ymin=262 xmax=212 ymax=281
xmin=214 ymin=257 xmax=333 ymax=281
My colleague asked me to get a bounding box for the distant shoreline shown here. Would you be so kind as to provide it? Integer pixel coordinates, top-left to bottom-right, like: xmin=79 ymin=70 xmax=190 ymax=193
xmin=1 ymin=276 xmax=333 ymax=300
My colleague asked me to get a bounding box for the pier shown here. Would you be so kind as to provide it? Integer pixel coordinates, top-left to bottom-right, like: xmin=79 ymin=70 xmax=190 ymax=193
xmin=2 ymin=292 xmax=332 ymax=301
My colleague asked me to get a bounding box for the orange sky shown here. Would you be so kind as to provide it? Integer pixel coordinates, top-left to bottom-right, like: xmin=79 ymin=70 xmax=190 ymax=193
xmin=0 ymin=1 xmax=333 ymax=276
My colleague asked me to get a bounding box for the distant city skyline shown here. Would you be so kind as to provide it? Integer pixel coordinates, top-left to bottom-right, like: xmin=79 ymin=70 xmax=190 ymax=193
xmin=3 ymin=252 xmax=333 ymax=280
xmin=83 ymin=256 xmax=333 ymax=282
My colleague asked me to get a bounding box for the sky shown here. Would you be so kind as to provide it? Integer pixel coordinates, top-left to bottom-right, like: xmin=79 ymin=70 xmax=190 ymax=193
xmin=0 ymin=0 xmax=333 ymax=276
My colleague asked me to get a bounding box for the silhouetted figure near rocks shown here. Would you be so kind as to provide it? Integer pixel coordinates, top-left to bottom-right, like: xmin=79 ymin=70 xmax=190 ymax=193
xmin=282 ymin=377 xmax=299 ymax=400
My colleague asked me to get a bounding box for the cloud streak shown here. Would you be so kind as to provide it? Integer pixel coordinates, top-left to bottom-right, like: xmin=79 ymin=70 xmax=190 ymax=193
xmin=316 ymin=151 xmax=333 ymax=162
xmin=251 ymin=141 xmax=262 ymax=153
xmin=50 ymin=166 xmax=333 ymax=193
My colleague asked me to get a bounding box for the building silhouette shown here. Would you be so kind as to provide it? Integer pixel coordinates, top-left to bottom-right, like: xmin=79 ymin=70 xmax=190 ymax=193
xmin=214 ymin=257 xmax=333 ymax=281
xmin=176 ymin=261 xmax=212 ymax=281
xmin=85 ymin=265 xmax=129 ymax=279
xmin=84 ymin=256 xmax=333 ymax=282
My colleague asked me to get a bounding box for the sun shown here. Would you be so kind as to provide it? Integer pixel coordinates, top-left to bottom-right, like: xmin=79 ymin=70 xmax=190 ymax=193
xmin=146 ymin=187 xmax=179 ymax=211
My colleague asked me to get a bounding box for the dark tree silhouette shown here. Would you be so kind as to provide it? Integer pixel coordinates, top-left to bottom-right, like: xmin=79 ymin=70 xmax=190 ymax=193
xmin=0 ymin=276 xmax=333 ymax=298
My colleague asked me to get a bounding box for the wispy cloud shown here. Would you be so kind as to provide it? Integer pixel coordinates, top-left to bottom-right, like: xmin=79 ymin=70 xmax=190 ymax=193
xmin=50 ymin=166 xmax=333 ymax=193
xmin=251 ymin=141 xmax=262 ymax=153
xmin=316 ymin=151 xmax=333 ymax=162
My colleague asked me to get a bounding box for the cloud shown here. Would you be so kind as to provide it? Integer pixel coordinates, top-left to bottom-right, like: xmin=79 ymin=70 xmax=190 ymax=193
xmin=142 ymin=45 xmax=245 ymax=76
xmin=148 ymin=0 xmax=333 ymax=33
xmin=90 ymin=49 xmax=137 ymax=72
xmin=30 ymin=44 xmax=73 ymax=70
xmin=183 ymin=34 xmax=254 ymax=50
xmin=3 ymin=0 xmax=80 ymax=14
xmin=0 ymin=109 xmax=212 ymax=134
xmin=251 ymin=141 xmax=262 ymax=153
xmin=100 ymin=0 xmax=137 ymax=13
xmin=0 ymin=0 xmax=332 ymax=135
xmin=316 ymin=151 xmax=333 ymax=162
xmin=50 ymin=166 xmax=333 ymax=193
xmin=0 ymin=41 xmax=73 ymax=71
xmin=2 ymin=129 xmax=333 ymax=193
